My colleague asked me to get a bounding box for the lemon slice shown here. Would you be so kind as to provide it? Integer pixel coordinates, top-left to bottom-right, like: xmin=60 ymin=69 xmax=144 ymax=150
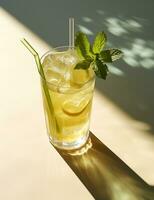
xmin=71 ymin=68 xmax=94 ymax=87
xmin=62 ymin=94 xmax=91 ymax=115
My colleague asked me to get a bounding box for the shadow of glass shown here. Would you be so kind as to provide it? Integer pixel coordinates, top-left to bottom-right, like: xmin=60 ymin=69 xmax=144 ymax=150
xmin=55 ymin=132 xmax=154 ymax=200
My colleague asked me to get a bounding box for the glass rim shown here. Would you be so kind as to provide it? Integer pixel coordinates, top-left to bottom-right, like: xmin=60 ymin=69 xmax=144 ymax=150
xmin=39 ymin=46 xmax=95 ymax=90
xmin=40 ymin=45 xmax=75 ymax=61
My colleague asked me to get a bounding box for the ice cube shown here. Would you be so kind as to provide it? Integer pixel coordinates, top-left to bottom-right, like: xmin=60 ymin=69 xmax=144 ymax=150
xmin=50 ymin=49 xmax=78 ymax=68
xmin=62 ymin=50 xmax=78 ymax=66
xmin=42 ymin=49 xmax=93 ymax=92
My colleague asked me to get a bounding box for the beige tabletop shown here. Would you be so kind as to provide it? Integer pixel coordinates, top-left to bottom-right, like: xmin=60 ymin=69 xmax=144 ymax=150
xmin=0 ymin=7 xmax=154 ymax=200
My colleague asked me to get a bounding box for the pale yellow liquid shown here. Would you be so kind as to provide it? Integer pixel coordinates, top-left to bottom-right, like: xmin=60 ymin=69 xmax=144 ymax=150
xmin=41 ymin=49 xmax=95 ymax=149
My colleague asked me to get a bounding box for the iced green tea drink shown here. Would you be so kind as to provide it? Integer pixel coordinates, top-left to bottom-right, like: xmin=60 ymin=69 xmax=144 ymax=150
xmin=41 ymin=47 xmax=95 ymax=149
xmin=21 ymin=18 xmax=123 ymax=150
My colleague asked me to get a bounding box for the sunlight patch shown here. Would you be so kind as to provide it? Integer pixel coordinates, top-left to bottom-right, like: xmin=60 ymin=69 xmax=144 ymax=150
xmin=78 ymin=25 xmax=93 ymax=35
xmin=82 ymin=17 xmax=93 ymax=23
xmin=108 ymin=64 xmax=124 ymax=76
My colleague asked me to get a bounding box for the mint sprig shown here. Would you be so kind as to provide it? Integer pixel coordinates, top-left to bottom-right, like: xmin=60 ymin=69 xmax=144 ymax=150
xmin=74 ymin=31 xmax=123 ymax=79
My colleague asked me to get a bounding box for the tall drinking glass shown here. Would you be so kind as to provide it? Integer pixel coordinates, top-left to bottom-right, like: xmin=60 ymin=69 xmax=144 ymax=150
xmin=40 ymin=46 xmax=95 ymax=150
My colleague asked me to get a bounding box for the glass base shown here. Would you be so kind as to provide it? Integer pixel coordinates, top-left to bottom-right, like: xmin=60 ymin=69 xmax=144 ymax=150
xmin=49 ymin=132 xmax=89 ymax=150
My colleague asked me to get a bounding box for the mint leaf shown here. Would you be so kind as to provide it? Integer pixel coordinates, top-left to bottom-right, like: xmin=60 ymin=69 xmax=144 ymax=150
xmin=110 ymin=49 xmax=123 ymax=61
xmin=75 ymin=60 xmax=91 ymax=69
xmin=92 ymin=32 xmax=107 ymax=54
xmin=93 ymin=58 xmax=109 ymax=79
xmin=99 ymin=50 xmax=112 ymax=63
xmin=100 ymin=49 xmax=123 ymax=63
xmin=75 ymin=32 xmax=93 ymax=60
